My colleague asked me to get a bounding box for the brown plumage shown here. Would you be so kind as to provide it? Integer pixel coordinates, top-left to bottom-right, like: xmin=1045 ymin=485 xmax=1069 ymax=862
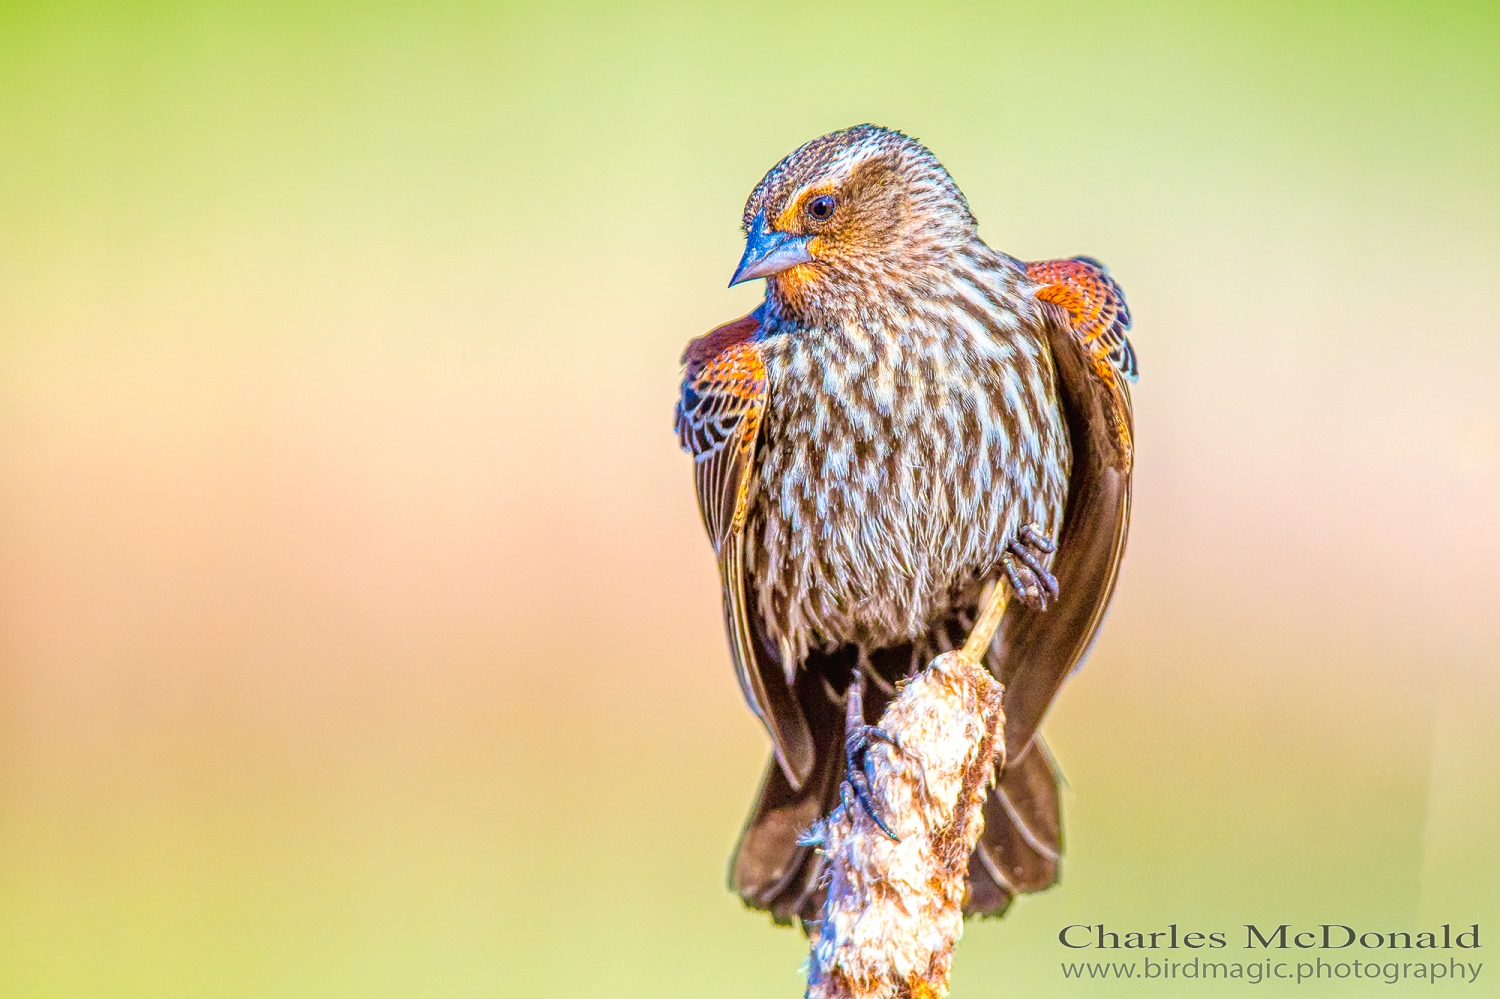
xmin=676 ymin=124 xmax=1135 ymax=926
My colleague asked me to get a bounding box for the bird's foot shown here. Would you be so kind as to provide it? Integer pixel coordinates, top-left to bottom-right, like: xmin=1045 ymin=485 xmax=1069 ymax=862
xmin=842 ymin=669 xmax=901 ymax=841
xmin=844 ymin=723 xmax=901 ymax=841
xmin=1001 ymin=523 xmax=1059 ymax=611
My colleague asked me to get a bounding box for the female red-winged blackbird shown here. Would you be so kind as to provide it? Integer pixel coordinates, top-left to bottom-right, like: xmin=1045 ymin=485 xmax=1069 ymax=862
xmin=676 ymin=124 xmax=1135 ymax=925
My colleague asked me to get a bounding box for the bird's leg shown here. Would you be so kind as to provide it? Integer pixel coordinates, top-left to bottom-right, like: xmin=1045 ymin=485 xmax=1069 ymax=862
xmin=858 ymin=645 xmax=898 ymax=698
xmin=843 ymin=668 xmax=901 ymax=841
xmin=961 ymin=577 xmax=1012 ymax=664
xmin=999 ymin=522 xmax=1060 ymax=611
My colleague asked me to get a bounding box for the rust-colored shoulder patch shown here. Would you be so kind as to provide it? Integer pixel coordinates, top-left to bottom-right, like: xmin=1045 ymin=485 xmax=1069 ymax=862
xmin=1027 ymin=256 xmax=1135 ymax=469
xmin=680 ymin=312 xmax=761 ymax=373
xmin=675 ymin=313 xmax=768 ymax=547
xmin=675 ymin=313 xmax=766 ymax=463
xmin=1027 ymin=257 xmax=1137 ymax=384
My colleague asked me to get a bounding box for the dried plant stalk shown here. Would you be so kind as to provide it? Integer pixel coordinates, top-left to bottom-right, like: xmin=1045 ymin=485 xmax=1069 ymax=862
xmin=803 ymin=644 xmax=1007 ymax=999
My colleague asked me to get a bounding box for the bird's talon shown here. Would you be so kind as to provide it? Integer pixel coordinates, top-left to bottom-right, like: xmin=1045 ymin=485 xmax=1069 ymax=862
xmin=1002 ymin=525 xmax=1060 ymax=611
xmin=1019 ymin=523 xmax=1057 ymax=554
xmin=845 ymin=723 xmax=900 ymax=841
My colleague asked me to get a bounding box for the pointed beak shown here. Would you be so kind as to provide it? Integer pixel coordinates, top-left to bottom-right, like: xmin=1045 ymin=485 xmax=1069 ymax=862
xmin=729 ymin=212 xmax=814 ymax=287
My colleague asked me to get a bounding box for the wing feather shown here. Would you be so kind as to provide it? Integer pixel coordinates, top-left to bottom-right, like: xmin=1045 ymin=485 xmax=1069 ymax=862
xmin=1029 ymin=256 xmax=1138 ymax=384
xmin=990 ymin=259 xmax=1136 ymax=764
xmin=677 ymin=314 xmax=815 ymax=786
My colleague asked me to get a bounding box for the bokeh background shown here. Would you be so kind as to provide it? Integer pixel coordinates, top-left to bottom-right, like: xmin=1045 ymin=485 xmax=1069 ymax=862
xmin=1 ymin=2 xmax=1497 ymax=996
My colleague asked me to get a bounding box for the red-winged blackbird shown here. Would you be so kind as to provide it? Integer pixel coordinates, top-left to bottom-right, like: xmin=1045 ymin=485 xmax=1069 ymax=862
xmin=676 ymin=124 xmax=1135 ymax=925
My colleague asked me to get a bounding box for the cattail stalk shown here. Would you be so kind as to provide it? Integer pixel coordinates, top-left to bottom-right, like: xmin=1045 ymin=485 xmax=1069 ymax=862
xmin=804 ymin=584 xmax=1010 ymax=999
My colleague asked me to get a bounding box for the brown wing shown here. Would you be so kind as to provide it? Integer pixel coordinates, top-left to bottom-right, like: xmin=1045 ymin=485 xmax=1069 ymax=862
xmin=677 ymin=314 xmax=815 ymax=787
xmin=992 ymin=258 xmax=1136 ymax=765
xmin=1027 ymin=256 xmax=1138 ymax=384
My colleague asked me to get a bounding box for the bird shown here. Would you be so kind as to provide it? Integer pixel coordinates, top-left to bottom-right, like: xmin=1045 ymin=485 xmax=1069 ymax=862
xmin=675 ymin=124 xmax=1136 ymax=926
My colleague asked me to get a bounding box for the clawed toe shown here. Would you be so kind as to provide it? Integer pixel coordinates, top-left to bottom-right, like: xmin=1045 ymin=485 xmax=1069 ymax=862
xmin=845 ymin=724 xmax=900 ymax=841
xmin=1018 ymin=523 xmax=1056 ymax=554
xmin=1002 ymin=523 xmax=1060 ymax=610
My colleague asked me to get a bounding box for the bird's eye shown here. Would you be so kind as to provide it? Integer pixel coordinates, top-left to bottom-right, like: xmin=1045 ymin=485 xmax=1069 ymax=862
xmin=806 ymin=195 xmax=836 ymax=221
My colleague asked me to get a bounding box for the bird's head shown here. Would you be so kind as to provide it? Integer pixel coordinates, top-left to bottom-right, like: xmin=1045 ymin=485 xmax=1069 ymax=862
xmin=732 ymin=124 xmax=976 ymax=318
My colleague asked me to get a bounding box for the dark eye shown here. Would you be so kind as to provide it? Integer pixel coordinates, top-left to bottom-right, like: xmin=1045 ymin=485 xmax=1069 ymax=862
xmin=806 ymin=194 xmax=836 ymax=221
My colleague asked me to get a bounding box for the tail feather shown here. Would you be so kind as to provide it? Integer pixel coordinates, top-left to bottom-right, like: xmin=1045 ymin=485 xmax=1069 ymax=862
xmin=728 ymin=639 xmax=1064 ymax=928
xmin=729 ymin=655 xmax=846 ymax=923
xmin=968 ymin=739 xmax=1062 ymax=915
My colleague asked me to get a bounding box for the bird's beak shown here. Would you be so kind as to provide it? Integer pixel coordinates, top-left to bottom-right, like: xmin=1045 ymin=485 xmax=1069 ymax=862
xmin=729 ymin=212 xmax=813 ymax=287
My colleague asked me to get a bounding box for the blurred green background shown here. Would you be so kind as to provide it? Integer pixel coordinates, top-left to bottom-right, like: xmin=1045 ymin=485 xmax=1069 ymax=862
xmin=1 ymin=1 xmax=1496 ymax=996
